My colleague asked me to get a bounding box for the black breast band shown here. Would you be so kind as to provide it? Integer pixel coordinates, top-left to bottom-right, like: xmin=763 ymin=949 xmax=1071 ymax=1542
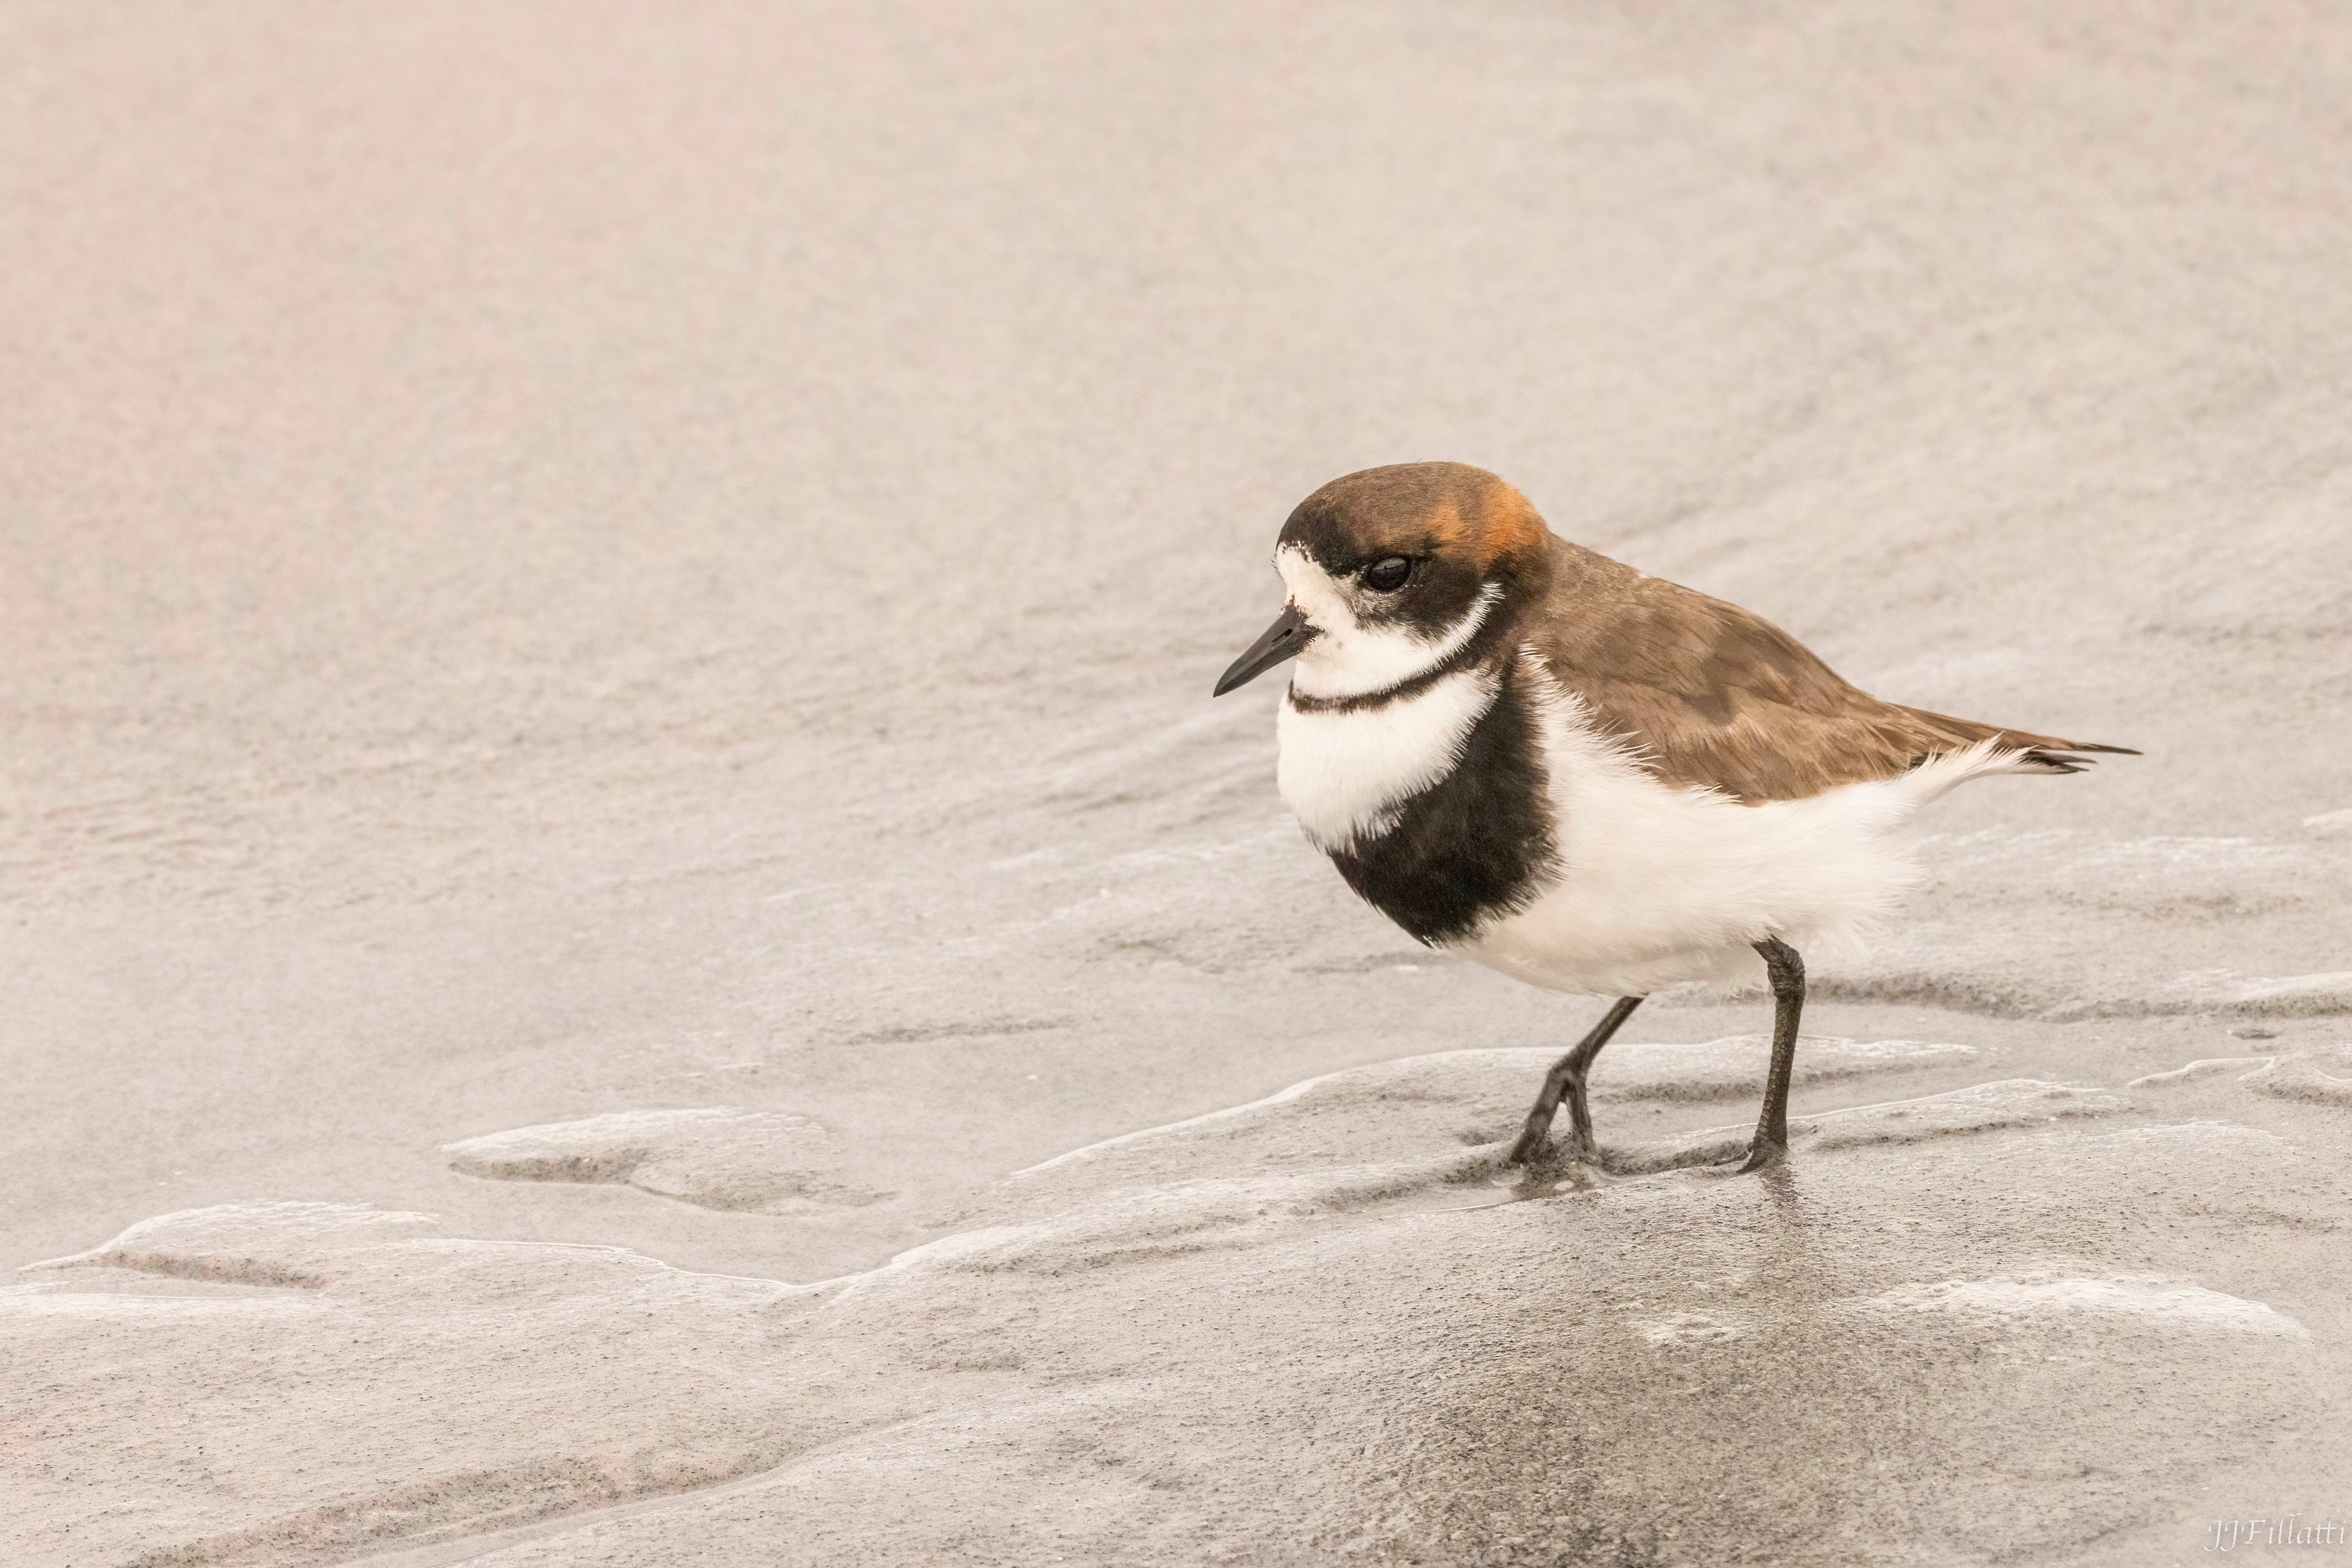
xmin=1325 ymin=658 xmax=1558 ymax=946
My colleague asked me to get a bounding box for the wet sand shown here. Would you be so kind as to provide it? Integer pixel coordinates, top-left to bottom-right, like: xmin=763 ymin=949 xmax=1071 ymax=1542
xmin=6 ymin=3 xmax=2350 ymax=1564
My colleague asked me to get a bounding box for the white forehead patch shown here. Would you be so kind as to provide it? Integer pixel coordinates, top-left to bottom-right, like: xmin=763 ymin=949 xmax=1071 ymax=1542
xmin=1276 ymin=667 xmax=1499 ymax=850
xmin=1276 ymin=544 xmax=1502 ymax=701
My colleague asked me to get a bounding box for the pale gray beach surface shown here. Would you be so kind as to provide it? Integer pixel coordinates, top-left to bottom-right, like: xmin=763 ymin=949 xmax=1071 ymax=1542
xmin=5 ymin=3 xmax=2350 ymax=1564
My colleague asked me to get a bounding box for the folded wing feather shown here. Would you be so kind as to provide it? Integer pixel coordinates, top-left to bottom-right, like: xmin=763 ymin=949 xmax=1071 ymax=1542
xmin=1527 ymin=539 xmax=2131 ymax=804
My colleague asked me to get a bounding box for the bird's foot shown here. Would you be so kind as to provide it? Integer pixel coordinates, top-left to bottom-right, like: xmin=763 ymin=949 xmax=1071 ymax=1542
xmin=1509 ymin=1133 xmax=1597 ymax=1174
xmin=1726 ymin=1137 xmax=1787 ymax=1175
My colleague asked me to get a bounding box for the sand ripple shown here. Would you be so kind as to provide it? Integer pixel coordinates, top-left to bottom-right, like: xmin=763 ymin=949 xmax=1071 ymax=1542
xmin=444 ymin=1109 xmax=891 ymax=1213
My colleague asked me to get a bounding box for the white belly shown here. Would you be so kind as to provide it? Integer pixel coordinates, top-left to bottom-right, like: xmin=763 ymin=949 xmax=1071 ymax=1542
xmin=1459 ymin=675 xmax=1932 ymax=996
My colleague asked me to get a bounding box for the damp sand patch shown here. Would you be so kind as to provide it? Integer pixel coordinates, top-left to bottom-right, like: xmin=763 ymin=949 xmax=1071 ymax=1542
xmin=1009 ymin=1036 xmax=1977 ymax=1194
xmin=15 ymin=1054 xmax=2347 ymax=1568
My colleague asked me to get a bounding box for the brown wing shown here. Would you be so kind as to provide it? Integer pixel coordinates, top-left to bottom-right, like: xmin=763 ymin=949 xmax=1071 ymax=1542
xmin=1527 ymin=540 xmax=2128 ymax=803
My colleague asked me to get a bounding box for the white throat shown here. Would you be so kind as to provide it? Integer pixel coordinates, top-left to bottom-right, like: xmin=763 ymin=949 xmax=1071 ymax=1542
xmin=1276 ymin=667 xmax=1499 ymax=850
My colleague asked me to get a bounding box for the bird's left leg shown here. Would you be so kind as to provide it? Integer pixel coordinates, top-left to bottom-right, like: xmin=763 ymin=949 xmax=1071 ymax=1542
xmin=1735 ymin=937 xmax=1805 ymax=1173
xmin=1508 ymin=995 xmax=1645 ymax=1166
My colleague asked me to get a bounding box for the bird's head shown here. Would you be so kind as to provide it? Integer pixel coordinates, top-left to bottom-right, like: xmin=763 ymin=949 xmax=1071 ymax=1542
xmin=1213 ymin=461 xmax=1552 ymax=700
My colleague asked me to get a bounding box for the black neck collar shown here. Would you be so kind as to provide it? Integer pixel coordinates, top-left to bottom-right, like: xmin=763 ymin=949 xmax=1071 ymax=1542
xmin=1284 ymin=617 xmax=1509 ymax=715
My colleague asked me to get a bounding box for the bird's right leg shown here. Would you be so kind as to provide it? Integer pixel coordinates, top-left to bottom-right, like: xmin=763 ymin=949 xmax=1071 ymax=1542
xmin=1733 ymin=937 xmax=1806 ymax=1173
xmin=1507 ymin=996 xmax=1645 ymax=1166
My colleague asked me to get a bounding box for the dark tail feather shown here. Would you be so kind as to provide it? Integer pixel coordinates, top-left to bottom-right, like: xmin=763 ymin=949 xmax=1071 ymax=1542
xmin=1900 ymin=705 xmax=2141 ymax=767
xmin=1904 ymin=743 xmax=2136 ymax=777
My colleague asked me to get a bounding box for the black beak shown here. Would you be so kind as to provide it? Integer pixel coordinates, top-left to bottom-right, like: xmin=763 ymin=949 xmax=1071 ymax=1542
xmin=1213 ymin=603 xmax=1319 ymax=696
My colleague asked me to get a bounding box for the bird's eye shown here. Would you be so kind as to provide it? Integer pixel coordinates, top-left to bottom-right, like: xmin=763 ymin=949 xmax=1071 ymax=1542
xmin=1362 ymin=557 xmax=1412 ymax=592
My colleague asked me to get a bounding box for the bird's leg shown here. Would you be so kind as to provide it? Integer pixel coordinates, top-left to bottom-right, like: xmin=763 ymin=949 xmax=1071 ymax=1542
xmin=1736 ymin=938 xmax=1805 ymax=1173
xmin=1508 ymin=996 xmax=1645 ymax=1166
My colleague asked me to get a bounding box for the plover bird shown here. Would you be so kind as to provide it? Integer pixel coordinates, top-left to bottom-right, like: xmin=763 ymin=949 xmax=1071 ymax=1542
xmin=1213 ymin=462 xmax=2133 ymax=1173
